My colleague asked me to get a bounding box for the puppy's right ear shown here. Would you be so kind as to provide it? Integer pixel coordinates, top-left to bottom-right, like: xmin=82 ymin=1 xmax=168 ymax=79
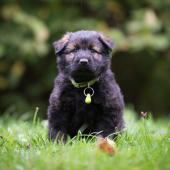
xmin=53 ymin=32 xmax=72 ymax=55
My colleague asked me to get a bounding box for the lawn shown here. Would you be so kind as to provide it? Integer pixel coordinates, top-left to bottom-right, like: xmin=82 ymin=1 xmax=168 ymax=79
xmin=0 ymin=109 xmax=170 ymax=170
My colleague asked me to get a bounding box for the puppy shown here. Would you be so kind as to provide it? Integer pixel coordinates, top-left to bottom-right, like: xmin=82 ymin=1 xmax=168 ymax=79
xmin=48 ymin=30 xmax=124 ymax=142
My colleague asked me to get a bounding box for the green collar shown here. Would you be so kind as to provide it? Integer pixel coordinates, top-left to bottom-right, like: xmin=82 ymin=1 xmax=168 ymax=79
xmin=70 ymin=77 xmax=99 ymax=88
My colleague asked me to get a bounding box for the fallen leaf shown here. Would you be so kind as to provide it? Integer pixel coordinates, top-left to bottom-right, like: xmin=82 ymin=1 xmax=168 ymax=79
xmin=96 ymin=137 xmax=117 ymax=155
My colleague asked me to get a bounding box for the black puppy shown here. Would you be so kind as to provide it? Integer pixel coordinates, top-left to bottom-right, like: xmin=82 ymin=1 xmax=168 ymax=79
xmin=48 ymin=30 xmax=124 ymax=141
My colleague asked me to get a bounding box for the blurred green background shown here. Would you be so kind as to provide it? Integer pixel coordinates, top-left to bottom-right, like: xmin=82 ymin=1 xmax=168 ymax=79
xmin=0 ymin=0 xmax=169 ymax=118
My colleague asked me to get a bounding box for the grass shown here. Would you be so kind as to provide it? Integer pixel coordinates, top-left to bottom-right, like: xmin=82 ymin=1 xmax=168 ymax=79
xmin=0 ymin=109 xmax=170 ymax=170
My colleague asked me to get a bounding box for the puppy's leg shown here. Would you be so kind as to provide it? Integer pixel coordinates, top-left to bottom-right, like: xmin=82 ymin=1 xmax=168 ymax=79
xmin=94 ymin=110 xmax=123 ymax=155
xmin=48 ymin=105 xmax=68 ymax=142
xmin=94 ymin=108 xmax=124 ymax=138
xmin=97 ymin=72 xmax=125 ymax=138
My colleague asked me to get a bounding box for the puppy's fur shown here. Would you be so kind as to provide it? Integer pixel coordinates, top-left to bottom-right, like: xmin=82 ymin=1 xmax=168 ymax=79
xmin=48 ymin=30 xmax=124 ymax=141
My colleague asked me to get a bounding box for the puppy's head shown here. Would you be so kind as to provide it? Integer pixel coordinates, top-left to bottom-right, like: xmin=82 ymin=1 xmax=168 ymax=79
xmin=53 ymin=30 xmax=114 ymax=82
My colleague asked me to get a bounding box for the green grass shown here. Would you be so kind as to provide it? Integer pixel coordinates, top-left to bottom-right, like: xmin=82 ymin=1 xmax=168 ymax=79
xmin=0 ymin=109 xmax=170 ymax=170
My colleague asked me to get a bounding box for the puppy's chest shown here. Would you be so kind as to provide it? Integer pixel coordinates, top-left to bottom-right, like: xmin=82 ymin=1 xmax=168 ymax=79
xmin=66 ymin=88 xmax=103 ymax=122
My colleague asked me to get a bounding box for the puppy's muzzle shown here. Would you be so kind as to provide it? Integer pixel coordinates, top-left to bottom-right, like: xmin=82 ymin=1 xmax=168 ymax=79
xmin=79 ymin=58 xmax=89 ymax=65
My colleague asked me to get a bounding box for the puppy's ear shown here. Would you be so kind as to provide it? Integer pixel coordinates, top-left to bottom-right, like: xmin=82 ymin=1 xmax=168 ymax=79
xmin=99 ymin=33 xmax=114 ymax=53
xmin=53 ymin=32 xmax=72 ymax=55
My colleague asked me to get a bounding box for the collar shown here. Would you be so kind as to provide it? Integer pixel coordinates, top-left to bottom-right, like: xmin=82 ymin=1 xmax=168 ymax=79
xmin=70 ymin=77 xmax=99 ymax=88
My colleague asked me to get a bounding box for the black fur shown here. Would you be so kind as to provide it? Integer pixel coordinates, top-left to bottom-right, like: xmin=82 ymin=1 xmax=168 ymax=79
xmin=48 ymin=30 xmax=124 ymax=141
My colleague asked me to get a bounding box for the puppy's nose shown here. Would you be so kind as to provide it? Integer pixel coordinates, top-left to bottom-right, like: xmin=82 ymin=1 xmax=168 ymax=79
xmin=79 ymin=58 xmax=88 ymax=65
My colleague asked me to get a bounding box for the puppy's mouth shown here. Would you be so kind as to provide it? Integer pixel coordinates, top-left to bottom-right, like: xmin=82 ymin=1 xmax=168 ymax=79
xmin=71 ymin=66 xmax=96 ymax=83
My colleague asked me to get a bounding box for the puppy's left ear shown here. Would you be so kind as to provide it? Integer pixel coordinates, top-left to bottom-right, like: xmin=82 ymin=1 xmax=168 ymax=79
xmin=53 ymin=32 xmax=72 ymax=55
xmin=99 ymin=33 xmax=114 ymax=53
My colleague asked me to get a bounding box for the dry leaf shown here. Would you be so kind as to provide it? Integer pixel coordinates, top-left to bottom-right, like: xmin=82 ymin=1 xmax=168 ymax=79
xmin=96 ymin=137 xmax=117 ymax=155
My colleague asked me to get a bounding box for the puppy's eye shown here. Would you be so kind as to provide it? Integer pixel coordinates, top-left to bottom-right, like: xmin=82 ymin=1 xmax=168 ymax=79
xmin=70 ymin=49 xmax=76 ymax=53
xmin=90 ymin=49 xmax=97 ymax=53
xmin=69 ymin=47 xmax=80 ymax=53
xmin=90 ymin=48 xmax=100 ymax=54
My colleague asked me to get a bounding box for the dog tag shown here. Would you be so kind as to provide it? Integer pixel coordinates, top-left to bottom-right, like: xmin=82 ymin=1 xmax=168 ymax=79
xmin=85 ymin=93 xmax=91 ymax=104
